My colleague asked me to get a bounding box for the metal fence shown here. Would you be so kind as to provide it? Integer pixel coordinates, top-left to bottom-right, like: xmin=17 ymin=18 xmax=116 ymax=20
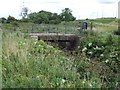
xmin=26 ymin=22 xmax=93 ymax=35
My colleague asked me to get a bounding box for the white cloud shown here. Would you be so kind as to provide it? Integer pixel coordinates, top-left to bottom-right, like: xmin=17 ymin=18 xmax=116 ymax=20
xmin=97 ymin=0 xmax=118 ymax=4
xmin=0 ymin=0 xmax=119 ymax=19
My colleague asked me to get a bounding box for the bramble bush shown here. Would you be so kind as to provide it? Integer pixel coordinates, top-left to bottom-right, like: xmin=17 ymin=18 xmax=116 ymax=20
xmin=77 ymin=31 xmax=120 ymax=88
xmin=2 ymin=28 xmax=120 ymax=88
xmin=3 ymin=31 xmax=103 ymax=88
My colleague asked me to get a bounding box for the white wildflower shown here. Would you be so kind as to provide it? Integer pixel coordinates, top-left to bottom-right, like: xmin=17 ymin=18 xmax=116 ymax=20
xmin=105 ymin=59 xmax=109 ymax=63
xmin=88 ymin=52 xmax=93 ymax=54
xmin=89 ymin=83 xmax=92 ymax=87
xmin=88 ymin=43 xmax=92 ymax=46
xmin=34 ymin=41 xmax=37 ymax=44
xmin=82 ymin=47 xmax=87 ymax=52
xmin=100 ymin=54 xmax=104 ymax=57
xmin=96 ymin=46 xmax=99 ymax=49
xmin=82 ymin=80 xmax=85 ymax=84
xmin=36 ymin=76 xmax=40 ymax=79
xmin=23 ymin=42 xmax=26 ymax=45
xmin=61 ymin=79 xmax=66 ymax=83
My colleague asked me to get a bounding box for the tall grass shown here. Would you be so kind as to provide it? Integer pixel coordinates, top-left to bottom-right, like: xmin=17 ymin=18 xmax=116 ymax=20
xmin=0 ymin=27 xmax=2 ymax=89
xmin=2 ymin=21 xmax=120 ymax=88
xmin=2 ymin=30 xmax=106 ymax=88
xmin=2 ymin=23 xmax=80 ymax=34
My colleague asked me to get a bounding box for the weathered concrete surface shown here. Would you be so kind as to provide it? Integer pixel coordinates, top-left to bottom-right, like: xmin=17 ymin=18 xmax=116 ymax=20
xmin=28 ymin=32 xmax=82 ymax=50
xmin=29 ymin=33 xmax=81 ymax=41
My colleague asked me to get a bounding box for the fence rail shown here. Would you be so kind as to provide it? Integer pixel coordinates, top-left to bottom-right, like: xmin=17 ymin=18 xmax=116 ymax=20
xmin=25 ymin=22 xmax=93 ymax=34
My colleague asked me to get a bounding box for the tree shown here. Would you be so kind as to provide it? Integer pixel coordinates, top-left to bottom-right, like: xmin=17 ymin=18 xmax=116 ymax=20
xmin=60 ymin=8 xmax=76 ymax=21
xmin=49 ymin=13 xmax=61 ymax=24
xmin=34 ymin=12 xmax=49 ymax=24
xmin=28 ymin=12 xmax=36 ymax=21
xmin=28 ymin=10 xmax=61 ymax=24
xmin=20 ymin=7 xmax=28 ymax=19
xmin=27 ymin=8 xmax=76 ymax=24
xmin=50 ymin=13 xmax=59 ymax=20
xmin=7 ymin=16 xmax=16 ymax=23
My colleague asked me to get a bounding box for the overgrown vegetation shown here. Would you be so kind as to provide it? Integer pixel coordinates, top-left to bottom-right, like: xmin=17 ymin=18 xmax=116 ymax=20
xmin=2 ymin=18 xmax=120 ymax=88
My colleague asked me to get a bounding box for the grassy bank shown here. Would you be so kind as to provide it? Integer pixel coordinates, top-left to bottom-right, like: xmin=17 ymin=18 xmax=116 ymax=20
xmin=2 ymin=20 xmax=120 ymax=88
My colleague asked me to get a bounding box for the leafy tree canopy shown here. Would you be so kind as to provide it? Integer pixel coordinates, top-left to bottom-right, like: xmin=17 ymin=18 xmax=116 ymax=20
xmin=27 ymin=8 xmax=76 ymax=24
xmin=60 ymin=8 xmax=76 ymax=21
xmin=7 ymin=16 xmax=17 ymax=23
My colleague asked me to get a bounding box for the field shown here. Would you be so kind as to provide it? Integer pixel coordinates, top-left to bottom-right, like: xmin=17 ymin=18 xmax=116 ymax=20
xmin=1 ymin=19 xmax=120 ymax=88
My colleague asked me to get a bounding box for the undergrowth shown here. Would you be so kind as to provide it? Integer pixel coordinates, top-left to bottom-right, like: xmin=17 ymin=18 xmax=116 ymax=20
xmin=2 ymin=26 xmax=120 ymax=88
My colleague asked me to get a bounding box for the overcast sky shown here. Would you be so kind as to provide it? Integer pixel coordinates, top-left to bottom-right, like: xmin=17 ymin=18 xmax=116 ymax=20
xmin=0 ymin=0 xmax=119 ymax=19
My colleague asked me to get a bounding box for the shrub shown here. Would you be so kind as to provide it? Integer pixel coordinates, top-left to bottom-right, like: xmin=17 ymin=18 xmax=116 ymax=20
xmin=78 ymin=32 xmax=120 ymax=88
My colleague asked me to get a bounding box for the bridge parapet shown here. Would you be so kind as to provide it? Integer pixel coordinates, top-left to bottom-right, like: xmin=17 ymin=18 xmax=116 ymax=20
xmin=28 ymin=32 xmax=82 ymax=50
xmin=29 ymin=33 xmax=81 ymax=41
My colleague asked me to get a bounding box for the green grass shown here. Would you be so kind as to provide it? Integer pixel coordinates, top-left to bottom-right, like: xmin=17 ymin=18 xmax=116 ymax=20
xmin=87 ymin=19 xmax=117 ymax=24
xmin=1 ymin=22 xmax=120 ymax=88
xmin=2 ymin=31 xmax=103 ymax=88
xmin=0 ymin=28 xmax=2 ymax=89
xmin=2 ymin=23 xmax=80 ymax=34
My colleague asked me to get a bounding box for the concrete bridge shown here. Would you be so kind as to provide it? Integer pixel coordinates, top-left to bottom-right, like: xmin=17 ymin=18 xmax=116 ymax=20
xmin=29 ymin=32 xmax=82 ymax=50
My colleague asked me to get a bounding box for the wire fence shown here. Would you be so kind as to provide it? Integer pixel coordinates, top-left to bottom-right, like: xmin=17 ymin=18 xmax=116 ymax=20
xmin=24 ymin=22 xmax=93 ymax=35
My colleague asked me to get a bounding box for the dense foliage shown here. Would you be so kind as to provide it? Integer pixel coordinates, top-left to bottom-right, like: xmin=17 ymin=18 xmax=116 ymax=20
xmin=2 ymin=30 xmax=120 ymax=88
xmin=1 ymin=18 xmax=119 ymax=88
xmin=28 ymin=8 xmax=76 ymax=24
xmin=77 ymin=31 xmax=120 ymax=88
xmin=6 ymin=16 xmax=17 ymax=23
xmin=60 ymin=8 xmax=76 ymax=21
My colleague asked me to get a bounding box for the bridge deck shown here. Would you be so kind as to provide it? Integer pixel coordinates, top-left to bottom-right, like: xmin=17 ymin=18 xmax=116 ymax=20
xmin=29 ymin=33 xmax=81 ymax=41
